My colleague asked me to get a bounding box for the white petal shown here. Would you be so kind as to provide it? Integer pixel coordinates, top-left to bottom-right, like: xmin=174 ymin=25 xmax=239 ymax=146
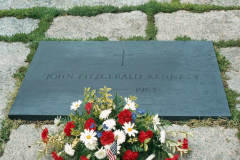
xmin=146 ymin=154 xmax=156 ymax=160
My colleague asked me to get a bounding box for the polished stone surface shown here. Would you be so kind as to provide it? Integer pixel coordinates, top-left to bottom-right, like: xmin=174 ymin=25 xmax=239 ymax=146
xmin=9 ymin=41 xmax=231 ymax=120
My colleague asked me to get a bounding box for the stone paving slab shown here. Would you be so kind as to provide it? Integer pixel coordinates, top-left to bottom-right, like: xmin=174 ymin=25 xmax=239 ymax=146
xmin=0 ymin=0 xmax=170 ymax=10
xmin=155 ymin=10 xmax=240 ymax=41
xmin=167 ymin=125 xmax=240 ymax=160
xmin=46 ymin=11 xmax=147 ymax=40
xmin=0 ymin=42 xmax=29 ymax=125
xmin=0 ymin=125 xmax=54 ymax=160
xmin=220 ymin=47 xmax=240 ymax=108
xmin=0 ymin=17 xmax=39 ymax=37
xmin=0 ymin=124 xmax=239 ymax=160
xmin=181 ymin=0 xmax=240 ymax=7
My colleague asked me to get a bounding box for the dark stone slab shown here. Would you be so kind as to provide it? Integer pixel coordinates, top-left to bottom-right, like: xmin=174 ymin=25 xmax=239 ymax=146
xmin=9 ymin=41 xmax=231 ymax=120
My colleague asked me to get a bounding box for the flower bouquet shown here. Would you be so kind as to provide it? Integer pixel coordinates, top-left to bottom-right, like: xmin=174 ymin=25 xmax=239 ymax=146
xmin=38 ymin=87 xmax=192 ymax=160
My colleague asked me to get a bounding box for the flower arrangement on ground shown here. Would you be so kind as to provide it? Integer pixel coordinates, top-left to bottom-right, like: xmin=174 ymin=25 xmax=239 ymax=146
xmin=37 ymin=87 xmax=192 ymax=160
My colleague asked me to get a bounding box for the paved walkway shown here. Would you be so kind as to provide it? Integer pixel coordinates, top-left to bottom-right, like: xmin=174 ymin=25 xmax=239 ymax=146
xmin=0 ymin=0 xmax=240 ymax=159
xmin=1 ymin=0 xmax=240 ymax=9
xmin=0 ymin=124 xmax=239 ymax=160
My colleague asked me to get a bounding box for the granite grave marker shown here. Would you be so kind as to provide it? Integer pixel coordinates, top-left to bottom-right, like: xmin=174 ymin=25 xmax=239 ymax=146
xmin=9 ymin=41 xmax=231 ymax=120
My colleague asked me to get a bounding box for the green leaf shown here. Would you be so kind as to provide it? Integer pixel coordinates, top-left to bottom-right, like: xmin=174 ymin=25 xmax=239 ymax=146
xmin=144 ymin=143 xmax=148 ymax=151
xmin=87 ymin=154 xmax=91 ymax=159
xmin=98 ymin=125 xmax=103 ymax=130
xmin=113 ymin=92 xmax=123 ymax=107
xmin=144 ymin=138 xmax=151 ymax=144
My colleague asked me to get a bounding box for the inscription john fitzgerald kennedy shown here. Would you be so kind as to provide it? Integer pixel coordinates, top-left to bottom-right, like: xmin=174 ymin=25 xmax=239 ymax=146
xmin=45 ymin=73 xmax=199 ymax=80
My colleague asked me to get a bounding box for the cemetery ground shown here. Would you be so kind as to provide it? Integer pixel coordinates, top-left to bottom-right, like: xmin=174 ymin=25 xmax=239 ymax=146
xmin=0 ymin=0 xmax=240 ymax=159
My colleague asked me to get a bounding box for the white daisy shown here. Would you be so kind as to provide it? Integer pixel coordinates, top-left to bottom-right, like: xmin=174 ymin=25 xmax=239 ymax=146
xmin=70 ymin=100 xmax=82 ymax=111
xmin=117 ymin=145 xmax=121 ymax=154
xmin=85 ymin=141 xmax=98 ymax=150
xmin=160 ymin=129 xmax=166 ymax=143
xmin=102 ymin=119 xmax=116 ymax=131
xmin=122 ymin=122 xmax=138 ymax=137
xmin=153 ymin=114 xmax=160 ymax=131
xmin=146 ymin=154 xmax=156 ymax=160
xmin=54 ymin=116 xmax=61 ymax=126
xmin=124 ymin=98 xmax=136 ymax=110
xmin=114 ymin=129 xmax=126 ymax=144
xmin=64 ymin=143 xmax=75 ymax=156
xmin=80 ymin=129 xmax=97 ymax=145
xmin=95 ymin=147 xmax=107 ymax=159
xmin=100 ymin=109 xmax=111 ymax=120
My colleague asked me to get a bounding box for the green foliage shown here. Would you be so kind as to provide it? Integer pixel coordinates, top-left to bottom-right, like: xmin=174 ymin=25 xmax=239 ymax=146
xmin=118 ymin=36 xmax=146 ymax=41
xmin=86 ymin=36 xmax=109 ymax=41
xmin=13 ymin=66 xmax=28 ymax=82
xmin=225 ymin=88 xmax=240 ymax=138
xmin=137 ymin=0 xmax=240 ymax=15
xmin=27 ymin=41 xmax=39 ymax=62
xmin=137 ymin=1 xmax=178 ymax=15
xmin=215 ymin=47 xmax=230 ymax=73
xmin=171 ymin=0 xmax=181 ymax=4
xmin=0 ymin=118 xmax=14 ymax=156
xmin=0 ymin=33 xmax=29 ymax=43
xmin=113 ymin=93 xmax=124 ymax=108
xmin=146 ymin=14 xmax=157 ymax=40
xmin=1 ymin=1 xmax=240 ymax=45
xmin=37 ymin=87 xmax=192 ymax=159
xmin=214 ymin=39 xmax=240 ymax=48
xmin=175 ymin=36 xmax=192 ymax=41
xmin=74 ymin=142 xmax=91 ymax=159
xmin=1 ymin=1 xmax=240 ymax=44
xmin=0 ymin=7 xmax=63 ymax=19
xmin=225 ymin=88 xmax=240 ymax=121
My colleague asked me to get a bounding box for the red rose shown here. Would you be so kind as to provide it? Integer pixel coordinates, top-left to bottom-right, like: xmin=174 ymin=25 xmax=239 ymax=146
xmin=118 ymin=109 xmax=132 ymax=125
xmin=41 ymin=127 xmax=48 ymax=143
xmin=84 ymin=118 xmax=96 ymax=131
xmin=85 ymin=102 xmax=92 ymax=114
xmin=64 ymin=121 xmax=75 ymax=136
xmin=138 ymin=129 xmax=153 ymax=143
xmin=165 ymin=155 xmax=179 ymax=160
xmin=100 ymin=131 xmax=115 ymax=145
xmin=80 ymin=156 xmax=89 ymax=160
xmin=51 ymin=151 xmax=63 ymax=160
xmin=138 ymin=131 xmax=149 ymax=143
xmin=146 ymin=129 xmax=153 ymax=138
xmin=123 ymin=150 xmax=138 ymax=160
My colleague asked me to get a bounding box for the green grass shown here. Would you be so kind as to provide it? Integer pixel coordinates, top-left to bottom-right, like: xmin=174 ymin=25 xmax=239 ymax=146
xmin=1 ymin=1 xmax=240 ymax=43
xmin=215 ymin=39 xmax=240 ymax=48
xmin=13 ymin=66 xmax=28 ymax=82
xmin=1 ymin=0 xmax=240 ymax=155
xmin=215 ymin=47 xmax=230 ymax=73
xmin=118 ymin=36 xmax=147 ymax=41
xmin=175 ymin=36 xmax=192 ymax=41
